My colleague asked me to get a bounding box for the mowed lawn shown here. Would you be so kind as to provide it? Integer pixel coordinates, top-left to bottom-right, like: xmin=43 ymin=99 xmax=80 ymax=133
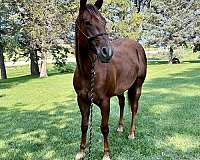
xmin=0 ymin=63 xmax=200 ymax=160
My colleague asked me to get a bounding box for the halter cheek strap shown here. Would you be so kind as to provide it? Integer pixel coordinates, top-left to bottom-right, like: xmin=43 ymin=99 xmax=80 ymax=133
xmin=76 ymin=23 xmax=108 ymax=41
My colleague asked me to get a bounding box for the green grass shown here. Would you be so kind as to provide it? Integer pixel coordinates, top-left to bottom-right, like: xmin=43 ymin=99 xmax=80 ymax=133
xmin=145 ymin=48 xmax=200 ymax=62
xmin=0 ymin=63 xmax=200 ymax=160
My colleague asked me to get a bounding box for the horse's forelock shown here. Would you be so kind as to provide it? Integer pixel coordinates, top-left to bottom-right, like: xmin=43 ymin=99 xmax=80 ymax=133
xmin=85 ymin=4 xmax=105 ymax=22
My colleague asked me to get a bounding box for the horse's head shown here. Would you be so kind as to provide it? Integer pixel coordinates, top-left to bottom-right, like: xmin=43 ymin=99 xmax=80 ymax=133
xmin=76 ymin=0 xmax=113 ymax=63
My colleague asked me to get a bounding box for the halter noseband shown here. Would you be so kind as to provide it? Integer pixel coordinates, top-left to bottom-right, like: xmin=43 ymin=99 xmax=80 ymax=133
xmin=76 ymin=23 xmax=108 ymax=41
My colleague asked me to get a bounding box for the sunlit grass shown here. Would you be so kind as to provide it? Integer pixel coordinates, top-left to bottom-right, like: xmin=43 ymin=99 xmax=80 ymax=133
xmin=149 ymin=104 xmax=173 ymax=115
xmin=166 ymin=133 xmax=200 ymax=152
xmin=0 ymin=63 xmax=200 ymax=159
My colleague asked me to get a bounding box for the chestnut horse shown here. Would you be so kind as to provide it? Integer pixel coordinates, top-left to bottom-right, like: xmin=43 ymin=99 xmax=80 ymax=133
xmin=73 ymin=0 xmax=147 ymax=159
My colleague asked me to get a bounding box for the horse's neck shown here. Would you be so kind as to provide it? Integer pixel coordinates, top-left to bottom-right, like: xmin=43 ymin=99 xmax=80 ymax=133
xmin=75 ymin=38 xmax=92 ymax=77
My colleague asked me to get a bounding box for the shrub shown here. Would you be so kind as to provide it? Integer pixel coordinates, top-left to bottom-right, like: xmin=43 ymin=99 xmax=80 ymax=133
xmin=55 ymin=62 xmax=76 ymax=73
xmin=51 ymin=45 xmax=76 ymax=73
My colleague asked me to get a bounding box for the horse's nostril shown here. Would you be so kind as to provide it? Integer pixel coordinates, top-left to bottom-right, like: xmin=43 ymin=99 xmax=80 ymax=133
xmin=102 ymin=47 xmax=108 ymax=56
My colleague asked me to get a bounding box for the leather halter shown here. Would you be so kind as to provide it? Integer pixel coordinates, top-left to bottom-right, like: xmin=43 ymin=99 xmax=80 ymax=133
xmin=76 ymin=23 xmax=108 ymax=41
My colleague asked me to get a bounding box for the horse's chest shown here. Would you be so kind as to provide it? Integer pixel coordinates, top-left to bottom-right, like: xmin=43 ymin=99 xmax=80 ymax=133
xmin=78 ymin=84 xmax=104 ymax=101
xmin=74 ymin=74 xmax=104 ymax=102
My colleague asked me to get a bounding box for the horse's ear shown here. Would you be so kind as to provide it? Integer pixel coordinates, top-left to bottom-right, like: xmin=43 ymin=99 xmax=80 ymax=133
xmin=80 ymin=0 xmax=87 ymax=10
xmin=94 ymin=0 xmax=103 ymax=9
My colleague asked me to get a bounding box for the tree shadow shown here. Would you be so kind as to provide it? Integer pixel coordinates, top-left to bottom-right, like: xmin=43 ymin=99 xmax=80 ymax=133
xmin=0 ymin=97 xmax=81 ymax=159
xmin=94 ymin=66 xmax=200 ymax=159
xmin=145 ymin=67 xmax=200 ymax=89
xmin=124 ymin=66 xmax=200 ymax=159
xmin=0 ymin=66 xmax=200 ymax=159
xmin=0 ymin=71 xmax=71 ymax=90
xmin=0 ymin=75 xmax=38 ymax=90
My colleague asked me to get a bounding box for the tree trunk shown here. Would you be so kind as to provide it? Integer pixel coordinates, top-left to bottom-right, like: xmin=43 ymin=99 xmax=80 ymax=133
xmin=40 ymin=52 xmax=48 ymax=78
xmin=169 ymin=46 xmax=174 ymax=64
xmin=30 ymin=49 xmax=40 ymax=76
xmin=0 ymin=47 xmax=7 ymax=80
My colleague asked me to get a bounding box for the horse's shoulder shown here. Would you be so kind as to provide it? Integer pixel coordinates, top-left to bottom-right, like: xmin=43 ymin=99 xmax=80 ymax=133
xmin=73 ymin=69 xmax=89 ymax=95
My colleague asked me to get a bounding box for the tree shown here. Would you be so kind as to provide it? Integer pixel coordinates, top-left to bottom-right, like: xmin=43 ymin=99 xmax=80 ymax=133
xmin=17 ymin=0 xmax=76 ymax=77
xmin=0 ymin=43 xmax=7 ymax=80
xmin=100 ymin=0 xmax=143 ymax=40
xmin=142 ymin=0 xmax=200 ymax=61
xmin=134 ymin=0 xmax=151 ymax=12
xmin=18 ymin=0 xmax=54 ymax=78
xmin=0 ymin=1 xmax=21 ymax=79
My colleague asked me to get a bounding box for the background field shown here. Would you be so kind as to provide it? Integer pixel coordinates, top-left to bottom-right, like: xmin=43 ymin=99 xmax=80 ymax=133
xmin=0 ymin=63 xmax=200 ymax=160
xmin=145 ymin=48 xmax=200 ymax=62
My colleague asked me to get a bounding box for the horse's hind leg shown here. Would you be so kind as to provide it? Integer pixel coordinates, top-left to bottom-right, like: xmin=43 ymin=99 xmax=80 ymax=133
xmin=128 ymin=79 xmax=143 ymax=139
xmin=117 ymin=93 xmax=125 ymax=133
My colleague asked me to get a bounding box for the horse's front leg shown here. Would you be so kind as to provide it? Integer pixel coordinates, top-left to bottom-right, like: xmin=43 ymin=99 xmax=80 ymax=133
xmin=117 ymin=93 xmax=125 ymax=133
xmin=100 ymin=97 xmax=111 ymax=160
xmin=75 ymin=95 xmax=90 ymax=160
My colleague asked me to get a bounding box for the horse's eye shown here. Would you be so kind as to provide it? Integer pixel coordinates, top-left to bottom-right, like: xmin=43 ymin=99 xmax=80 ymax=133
xmin=85 ymin=21 xmax=91 ymax=26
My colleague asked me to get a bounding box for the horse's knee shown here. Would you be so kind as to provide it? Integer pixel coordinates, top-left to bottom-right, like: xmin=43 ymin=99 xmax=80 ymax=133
xmin=135 ymin=89 xmax=141 ymax=99
xmin=101 ymin=125 xmax=109 ymax=135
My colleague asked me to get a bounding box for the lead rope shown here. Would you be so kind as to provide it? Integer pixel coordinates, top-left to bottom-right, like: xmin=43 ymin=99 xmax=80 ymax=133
xmin=88 ymin=59 xmax=96 ymax=160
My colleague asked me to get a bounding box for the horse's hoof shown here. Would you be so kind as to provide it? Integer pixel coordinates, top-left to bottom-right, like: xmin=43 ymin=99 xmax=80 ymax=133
xmin=128 ymin=133 xmax=135 ymax=140
xmin=75 ymin=151 xmax=85 ymax=160
xmin=117 ymin=126 xmax=124 ymax=133
xmin=103 ymin=155 xmax=111 ymax=160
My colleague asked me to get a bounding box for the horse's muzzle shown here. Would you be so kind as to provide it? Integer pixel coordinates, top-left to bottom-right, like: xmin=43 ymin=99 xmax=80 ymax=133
xmin=97 ymin=46 xmax=113 ymax=63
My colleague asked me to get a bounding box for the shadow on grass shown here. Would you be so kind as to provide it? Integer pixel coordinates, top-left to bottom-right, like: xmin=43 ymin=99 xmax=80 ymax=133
xmin=0 ymin=66 xmax=200 ymax=159
xmin=145 ymin=67 xmax=200 ymax=89
xmin=183 ymin=60 xmax=200 ymax=63
xmin=107 ymin=96 xmax=200 ymax=159
xmin=126 ymin=66 xmax=200 ymax=159
xmin=105 ymin=66 xmax=200 ymax=159
xmin=148 ymin=60 xmax=200 ymax=65
xmin=0 ymin=98 xmax=81 ymax=159
xmin=147 ymin=60 xmax=169 ymax=65
xmin=0 ymin=71 xmax=70 ymax=90
xmin=0 ymin=75 xmax=38 ymax=90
